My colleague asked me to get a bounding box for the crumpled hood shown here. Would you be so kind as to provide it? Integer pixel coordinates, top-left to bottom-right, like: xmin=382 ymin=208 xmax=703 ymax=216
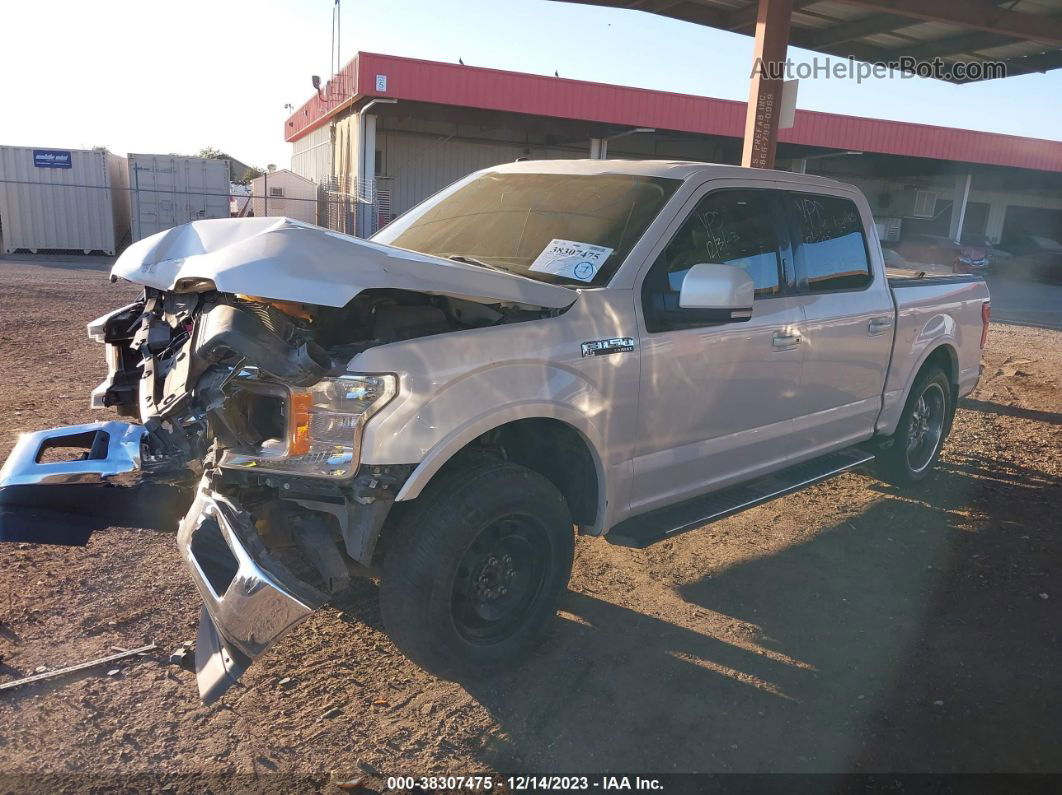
xmin=111 ymin=217 xmax=577 ymax=309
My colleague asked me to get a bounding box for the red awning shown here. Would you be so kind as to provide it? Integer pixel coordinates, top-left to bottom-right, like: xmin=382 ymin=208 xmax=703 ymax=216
xmin=285 ymin=52 xmax=1062 ymax=173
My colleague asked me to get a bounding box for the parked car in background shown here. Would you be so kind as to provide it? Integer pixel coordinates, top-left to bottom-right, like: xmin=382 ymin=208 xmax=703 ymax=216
xmin=892 ymin=234 xmax=989 ymax=273
xmin=1001 ymin=234 xmax=1062 ymax=283
xmin=960 ymin=234 xmax=1013 ymax=267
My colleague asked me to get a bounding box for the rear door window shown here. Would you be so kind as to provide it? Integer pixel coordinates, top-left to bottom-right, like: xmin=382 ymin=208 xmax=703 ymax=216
xmin=787 ymin=194 xmax=872 ymax=292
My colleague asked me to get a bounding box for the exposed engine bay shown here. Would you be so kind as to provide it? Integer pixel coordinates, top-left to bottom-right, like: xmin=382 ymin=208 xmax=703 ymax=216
xmin=93 ymin=286 xmax=552 ymax=482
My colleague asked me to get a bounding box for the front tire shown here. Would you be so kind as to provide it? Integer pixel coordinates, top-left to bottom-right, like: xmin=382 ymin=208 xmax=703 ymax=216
xmin=876 ymin=366 xmax=953 ymax=486
xmin=380 ymin=461 xmax=575 ymax=678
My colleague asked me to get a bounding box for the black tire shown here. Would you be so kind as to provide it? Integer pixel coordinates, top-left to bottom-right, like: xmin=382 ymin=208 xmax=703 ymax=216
xmin=379 ymin=460 xmax=575 ymax=679
xmin=875 ymin=365 xmax=954 ymax=486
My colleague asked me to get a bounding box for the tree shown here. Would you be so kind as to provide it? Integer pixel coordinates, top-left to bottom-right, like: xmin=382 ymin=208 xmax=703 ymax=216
xmin=195 ymin=146 xmax=242 ymax=181
xmin=192 ymin=147 xmax=261 ymax=183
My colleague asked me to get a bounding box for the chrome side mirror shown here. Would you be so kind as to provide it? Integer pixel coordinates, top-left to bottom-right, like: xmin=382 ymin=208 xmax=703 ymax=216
xmin=678 ymin=263 xmax=754 ymax=322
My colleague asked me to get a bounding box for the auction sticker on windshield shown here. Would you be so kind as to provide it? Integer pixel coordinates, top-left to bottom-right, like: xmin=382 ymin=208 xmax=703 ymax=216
xmin=529 ymin=239 xmax=614 ymax=282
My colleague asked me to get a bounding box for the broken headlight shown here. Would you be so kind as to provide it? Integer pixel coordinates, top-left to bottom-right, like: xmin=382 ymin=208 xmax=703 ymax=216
xmin=220 ymin=373 xmax=397 ymax=479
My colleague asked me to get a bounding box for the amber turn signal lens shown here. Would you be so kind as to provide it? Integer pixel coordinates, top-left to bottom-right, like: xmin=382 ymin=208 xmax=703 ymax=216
xmin=238 ymin=295 xmax=313 ymax=321
xmin=288 ymin=390 xmax=313 ymax=456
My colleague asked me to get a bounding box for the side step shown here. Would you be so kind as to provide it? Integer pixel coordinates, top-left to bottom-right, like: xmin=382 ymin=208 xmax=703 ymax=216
xmin=607 ymin=447 xmax=874 ymax=549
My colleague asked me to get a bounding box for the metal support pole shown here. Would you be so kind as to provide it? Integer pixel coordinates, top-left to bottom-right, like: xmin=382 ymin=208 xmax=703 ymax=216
xmin=741 ymin=0 xmax=793 ymax=169
xmin=950 ymin=172 xmax=973 ymax=241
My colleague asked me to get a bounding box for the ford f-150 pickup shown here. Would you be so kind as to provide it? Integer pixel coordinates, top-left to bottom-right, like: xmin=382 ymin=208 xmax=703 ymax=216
xmin=0 ymin=160 xmax=991 ymax=702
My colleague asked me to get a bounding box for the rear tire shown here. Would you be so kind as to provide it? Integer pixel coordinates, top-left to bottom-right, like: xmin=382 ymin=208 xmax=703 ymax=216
xmin=875 ymin=366 xmax=953 ymax=486
xmin=380 ymin=461 xmax=575 ymax=679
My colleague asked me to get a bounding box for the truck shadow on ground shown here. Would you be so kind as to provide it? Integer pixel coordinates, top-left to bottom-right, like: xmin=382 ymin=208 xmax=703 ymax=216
xmin=959 ymin=397 xmax=1062 ymax=426
xmin=457 ymin=456 xmax=1060 ymax=773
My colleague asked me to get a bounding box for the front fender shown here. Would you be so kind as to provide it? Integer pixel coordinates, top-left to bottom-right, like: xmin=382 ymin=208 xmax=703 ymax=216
xmin=393 ymin=399 xmax=608 ymax=510
xmin=360 ymin=356 xmax=620 ymax=532
xmin=352 ymin=291 xmax=642 ymax=531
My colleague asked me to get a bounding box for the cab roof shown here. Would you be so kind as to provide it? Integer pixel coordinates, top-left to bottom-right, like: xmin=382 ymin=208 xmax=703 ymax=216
xmin=486 ymin=158 xmax=851 ymax=191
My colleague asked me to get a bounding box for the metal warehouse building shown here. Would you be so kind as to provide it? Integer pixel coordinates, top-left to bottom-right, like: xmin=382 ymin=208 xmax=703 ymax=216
xmin=285 ymin=52 xmax=1062 ymax=252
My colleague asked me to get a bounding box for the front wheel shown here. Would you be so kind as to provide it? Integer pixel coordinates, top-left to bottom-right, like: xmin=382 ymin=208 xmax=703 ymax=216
xmin=379 ymin=461 xmax=574 ymax=679
xmin=876 ymin=366 xmax=953 ymax=486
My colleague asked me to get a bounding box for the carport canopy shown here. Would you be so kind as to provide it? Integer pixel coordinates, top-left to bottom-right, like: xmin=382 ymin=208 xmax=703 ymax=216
xmin=551 ymin=0 xmax=1062 ymax=168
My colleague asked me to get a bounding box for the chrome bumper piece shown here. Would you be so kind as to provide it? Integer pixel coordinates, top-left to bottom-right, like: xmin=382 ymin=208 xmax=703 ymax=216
xmin=177 ymin=486 xmax=325 ymax=703
xmin=0 ymin=421 xmax=147 ymax=486
xmin=0 ymin=422 xmax=188 ymax=547
xmin=1 ymin=421 xmax=325 ymax=702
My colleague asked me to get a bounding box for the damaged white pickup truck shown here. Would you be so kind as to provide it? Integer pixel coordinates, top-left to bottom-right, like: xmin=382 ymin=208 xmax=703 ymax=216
xmin=0 ymin=161 xmax=990 ymax=702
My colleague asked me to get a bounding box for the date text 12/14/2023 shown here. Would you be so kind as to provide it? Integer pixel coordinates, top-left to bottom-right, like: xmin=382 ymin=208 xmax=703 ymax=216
xmin=385 ymin=776 xmax=664 ymax=791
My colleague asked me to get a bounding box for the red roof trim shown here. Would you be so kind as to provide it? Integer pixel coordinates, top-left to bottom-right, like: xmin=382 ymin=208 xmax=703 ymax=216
xmin=285 ymin=52 xmax=1062 ymax=173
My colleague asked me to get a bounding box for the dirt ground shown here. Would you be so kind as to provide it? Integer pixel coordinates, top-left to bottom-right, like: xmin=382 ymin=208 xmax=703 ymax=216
xmin=0 ymin=258 xmax=1059 ymax=788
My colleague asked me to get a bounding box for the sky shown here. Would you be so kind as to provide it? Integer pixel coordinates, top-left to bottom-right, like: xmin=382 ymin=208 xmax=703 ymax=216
xmin=3 ymin=0 xmax=1061 ymax=169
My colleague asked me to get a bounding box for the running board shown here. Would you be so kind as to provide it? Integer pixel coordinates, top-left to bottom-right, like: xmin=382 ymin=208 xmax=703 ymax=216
xmin=607 ymin=447 xmax=875 ymax=549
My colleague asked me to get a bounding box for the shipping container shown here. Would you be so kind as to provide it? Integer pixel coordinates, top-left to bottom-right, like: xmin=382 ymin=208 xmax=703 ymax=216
xmin=128 ymin=153 xmax=230 ymax=241
xmin=0 ymin=145 xmax=130 ymax=255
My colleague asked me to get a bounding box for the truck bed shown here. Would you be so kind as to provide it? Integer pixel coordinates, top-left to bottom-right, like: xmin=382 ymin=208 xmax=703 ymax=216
xmin=877 ymin=272 xmax=989 ymax=437
xmin=886 ymin=270 xmax=986 ymax=288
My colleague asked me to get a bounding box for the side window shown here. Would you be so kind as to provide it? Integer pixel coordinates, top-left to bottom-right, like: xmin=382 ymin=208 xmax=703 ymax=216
xmin=642 ymin=189 xmax=782 ymax=332
xmin=788 ymin=194 xmax=871 ymax=292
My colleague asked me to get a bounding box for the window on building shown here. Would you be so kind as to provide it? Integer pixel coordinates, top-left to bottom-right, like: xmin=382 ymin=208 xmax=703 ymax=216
xmin=787 ymin=194 xmax=871 ymax=292
xmin=270 ymin=186 xmax=285 ymax=198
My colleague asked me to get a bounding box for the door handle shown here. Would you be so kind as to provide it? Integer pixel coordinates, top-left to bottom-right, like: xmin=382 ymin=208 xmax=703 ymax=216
xmin=772 ymin=331 xmax=801 ymax=350
xmin=868 ymin=316 xmax=893 ymax=335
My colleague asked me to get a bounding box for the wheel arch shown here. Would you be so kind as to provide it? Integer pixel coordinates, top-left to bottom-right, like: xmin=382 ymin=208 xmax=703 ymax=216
xmin=877 ymin=340 xmax=959 ymax=437
xmin=919 ymin=344 xmax=959 ymax=433
xmin=918 ymin=342 xmax=958 ymax=386
xmin=392 ymin=406 xmax=607 ymax=532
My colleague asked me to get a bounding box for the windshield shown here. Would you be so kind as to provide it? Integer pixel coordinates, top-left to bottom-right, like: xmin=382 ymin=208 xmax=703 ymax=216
xmin=371 ymin=171 xmax=681 ymax=287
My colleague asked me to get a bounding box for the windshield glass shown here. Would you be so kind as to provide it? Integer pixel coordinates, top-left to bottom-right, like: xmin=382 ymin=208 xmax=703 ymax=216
xmin=371 ymin=171 xmax=681 ymax=287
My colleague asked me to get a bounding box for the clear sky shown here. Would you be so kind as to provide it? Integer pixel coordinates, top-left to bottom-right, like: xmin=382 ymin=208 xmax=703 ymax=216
xmin=3 ymin=0 xmax=1060 ymax=169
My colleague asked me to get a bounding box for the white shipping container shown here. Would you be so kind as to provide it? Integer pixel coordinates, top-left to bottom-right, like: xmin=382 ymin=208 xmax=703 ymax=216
xmin=0 ymin=146 xmax=130 ymax=255
xmin=128 ymin=154 xmax=230 ymax=241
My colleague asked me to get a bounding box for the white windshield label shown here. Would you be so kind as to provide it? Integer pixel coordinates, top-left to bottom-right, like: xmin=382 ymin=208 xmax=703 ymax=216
xmin=528 ymin=239 xmax=613 ymax=282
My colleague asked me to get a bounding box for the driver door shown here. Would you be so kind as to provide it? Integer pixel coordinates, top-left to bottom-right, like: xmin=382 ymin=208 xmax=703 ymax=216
xmin=630 ymin=186 xmax=806 ymax=515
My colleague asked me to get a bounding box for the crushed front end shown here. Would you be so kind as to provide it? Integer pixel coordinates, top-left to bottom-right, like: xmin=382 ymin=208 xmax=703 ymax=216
xmin=0 ymin=217 xmax=567 ymax=702
xmin=2 ymin=286 xmax=413 ymax=702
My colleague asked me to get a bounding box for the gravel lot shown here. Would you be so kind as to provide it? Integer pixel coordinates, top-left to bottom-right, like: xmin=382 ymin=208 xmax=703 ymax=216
xmin=0 ymin=257 xmax=1059 ymax=788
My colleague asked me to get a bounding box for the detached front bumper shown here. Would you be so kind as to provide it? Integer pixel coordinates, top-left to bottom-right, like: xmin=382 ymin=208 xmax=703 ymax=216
xmin=0 ymin=421 xmax=189 ymax=545
xmin=0 ymin=422 xmax=328 ymax=704
xmin=177 ymin=486 xmax=326 ymax=703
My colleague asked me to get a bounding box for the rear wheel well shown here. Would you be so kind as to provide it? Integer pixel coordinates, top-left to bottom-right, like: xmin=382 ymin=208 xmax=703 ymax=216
xmin=901 ymin=344 xmax=958 ymax=439
xmin=921 ymin=345 xmax=959 ymax=423
xmin=922 ymin=344 xmax=957 ymax=388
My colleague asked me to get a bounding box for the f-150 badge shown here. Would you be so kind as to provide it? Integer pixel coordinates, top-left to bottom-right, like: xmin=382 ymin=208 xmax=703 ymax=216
xmin=581 ymin=337 xmax=636 ymax=357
